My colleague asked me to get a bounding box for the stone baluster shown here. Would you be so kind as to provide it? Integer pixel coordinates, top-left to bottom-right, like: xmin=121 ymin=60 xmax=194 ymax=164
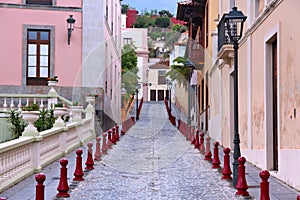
xmin=10 ymin=97 xmax=14 ymax=110
xmin=26 ymin=98 xmax=29 ymax=106
xmin=40 ymin=98 xmax=44 ymax=109
xmin=3 ymin=98 xmax=7 ymax=111
xmin=18 ymin=98 xmax=22 ymax=111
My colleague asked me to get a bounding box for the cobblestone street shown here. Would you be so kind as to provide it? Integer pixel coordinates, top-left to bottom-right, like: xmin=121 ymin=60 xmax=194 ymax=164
xmin=69 ymin=102 xmax=238 ymax=200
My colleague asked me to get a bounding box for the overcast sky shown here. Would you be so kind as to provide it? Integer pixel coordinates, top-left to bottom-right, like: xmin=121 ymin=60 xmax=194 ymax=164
xmin=121 ymin=0 xmax=180 ymax=15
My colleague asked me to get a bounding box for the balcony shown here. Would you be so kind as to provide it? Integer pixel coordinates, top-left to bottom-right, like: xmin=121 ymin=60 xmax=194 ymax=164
xmin=186 ymin=39 xmax=204 ymax=70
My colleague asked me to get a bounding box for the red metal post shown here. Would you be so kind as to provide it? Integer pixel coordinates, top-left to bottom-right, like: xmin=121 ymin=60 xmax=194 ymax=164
xmin=236 ymin=157 xmax=249 ymax=196
xmin=194 ymin=130 xmax=200 ymax=149
xmin=85 ymin=142 xmax=94 ymax=170
xmin=102 ymin=133 xmax=108 ymax=154
xmin=221 ymin=148 xmax=232 ymax=180
xmin=94 ymin=137 xmax=102 ymax=161
xmin=121 ymin=130 xmax=125 ymax=136
xmin=56 ymin=158 xmax=70 ymax=198
xmin=199 ymin=132 xmax=205 ymax=154
xmin=297 ymin=194 xmax=300 ymax=200
xmin=73 ymin=149 xmax=84 ymax=181
xmin=107 ymin=130 xmax=113 ymax=149
xmin=111 ymin=127 xmax=117 ymax=144
xmin=204 ymin=136 xmax=212 ymax=161
xmin=35 ymin=173 xmax=46 ymax=200
xmin=212 ymin=141 xmax=221 ymax=169
xmin=191 ymin=127 xmax=195 ymax=144
xmin=116 ymin=125 xmax=120 ymax=140
xmin=260 ymin=170 xmax=270 ymax=200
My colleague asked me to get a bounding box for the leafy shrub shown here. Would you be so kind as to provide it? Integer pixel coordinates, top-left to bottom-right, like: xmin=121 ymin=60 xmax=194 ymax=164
xmin=22 ymin=103 xmax=39 ymax=111
xmin=7 ymin=110 xmax=27 ymax=139
xmin=34 ymin=108 xmax=55 ymax=132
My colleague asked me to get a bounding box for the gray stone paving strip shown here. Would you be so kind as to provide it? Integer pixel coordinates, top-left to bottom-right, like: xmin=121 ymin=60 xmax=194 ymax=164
xmin=69 ymin=103 xmax=242 ymax=199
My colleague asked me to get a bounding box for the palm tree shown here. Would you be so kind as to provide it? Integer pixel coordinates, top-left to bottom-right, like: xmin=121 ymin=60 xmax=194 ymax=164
xmin=165 ymin=56 xmax=190 ymax=86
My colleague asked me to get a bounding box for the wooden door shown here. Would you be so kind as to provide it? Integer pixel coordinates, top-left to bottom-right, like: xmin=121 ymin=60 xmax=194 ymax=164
xmin=272 ymin=39 xmax=278 ymax=170
xmin=150 ymin=90 xmax=156 ymax=101
xmin=158 ymin=90 xmax=164 ymax=101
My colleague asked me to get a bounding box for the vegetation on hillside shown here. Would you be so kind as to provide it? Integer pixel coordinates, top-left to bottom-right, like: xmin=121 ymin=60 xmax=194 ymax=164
xmin=121 ymin=44 xmax=139 ymax=96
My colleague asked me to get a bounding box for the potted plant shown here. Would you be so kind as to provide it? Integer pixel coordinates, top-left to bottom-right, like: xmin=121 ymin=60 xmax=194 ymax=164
xmin=53 ymin=102 xmax=68 ymax=127
xmin=21 ymin=103 xmax=40 ymax=136
xmin=70 ymin=102 xmax=83 ymax=122
xmin=47 ymin=76 xmax=58 ymax=94
xmin=86 ymin=94 xmax=97 ymax=104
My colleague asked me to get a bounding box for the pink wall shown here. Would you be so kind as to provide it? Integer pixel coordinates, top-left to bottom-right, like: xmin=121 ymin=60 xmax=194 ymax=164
xmin=0 ymin=0 xmax=82 ymax=7
xmin=0 ymin=7 xmax=82 ymax=87
xmin=56 ymin=0 xmax=82 ymax=8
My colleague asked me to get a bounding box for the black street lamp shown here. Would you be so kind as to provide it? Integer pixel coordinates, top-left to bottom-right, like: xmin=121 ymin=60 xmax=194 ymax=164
xmin=135 ymin=83 xmax=141 ymax=121
xmin=185 ymin=60 xmax=194 ymax=130
xmin=66 ymin=15 xmax=76 ymax=45
xmin=224 ymin=6 xmax=247 ymax=187
xmin=136 ymin=87 xmax=139 ymax=121
xmin=166 ymin=79 xmax=173 ymax=114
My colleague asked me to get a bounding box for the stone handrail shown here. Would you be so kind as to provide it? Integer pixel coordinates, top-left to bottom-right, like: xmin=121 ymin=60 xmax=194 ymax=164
xmin=0 ymin=93 xmax=73 ymax=111
xmin=0 ymin=104 xmax=95 ymax=193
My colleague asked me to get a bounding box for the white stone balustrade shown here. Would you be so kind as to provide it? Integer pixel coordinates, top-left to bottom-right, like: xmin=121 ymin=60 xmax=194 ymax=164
xmin=0 ymin=104 xmax=95 ymax=193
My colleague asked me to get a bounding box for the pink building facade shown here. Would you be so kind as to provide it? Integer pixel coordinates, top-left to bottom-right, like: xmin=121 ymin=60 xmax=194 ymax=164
xmin=0 ymin=0 xmax=122 ymax=128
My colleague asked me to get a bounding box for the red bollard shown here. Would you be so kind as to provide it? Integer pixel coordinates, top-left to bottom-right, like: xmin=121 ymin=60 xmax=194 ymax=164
xmin=111 ymin=127 xmax=117 ymax=144
xmin=35 ymin=173 xmax=46 ymax=200
xmin=85 ymin=142 xmax=94 ymax=170
xmin=94 ymin=136 xmax=102 ymax=161
xmin=236 ymin=157 xmax=249 ymax=196
xmin=199 ymin=132 xmax=205 ymax=154
xmin=297 ymin=194 xmax=300 ymax=200
xmin=73 ymin=149 xmax=84 ymax=181
xmin=56 ymin=158 xmax=70 ymax=198
xmin=107 ymin=130 xmax=113 ymax=149
xmin=191 ymin=128 xmax=195 ymax=144
xmin=102 ymin=133 xmax=108 ymax=154
xmin=212 ymin=141 xmax=221 ymax=169
xmin=116 ymin=125 xmax=120 ymax=140
xmin=121 ymin=130 xmax=125 ymax=136
xmin=204 ymin=136 xmax=212 ymax=161
xmin=260 ymin=170 xmax=270 ymax=200
xmin=194 ymin=130 xmax=200 ymax=148
xmin=221 ymin=148 xmax=232 ymax=180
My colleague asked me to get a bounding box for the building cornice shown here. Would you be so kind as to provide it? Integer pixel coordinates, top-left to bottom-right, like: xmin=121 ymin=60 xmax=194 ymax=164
xmin=0 ymin=3 xmax=82 ymax=12
xmin=240 ymin=0 xmax=284 ymax=46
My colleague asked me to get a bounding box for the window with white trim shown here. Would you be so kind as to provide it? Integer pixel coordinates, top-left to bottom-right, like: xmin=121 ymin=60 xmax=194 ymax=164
xmin=26 ymin=30 xmax=50 ymax=85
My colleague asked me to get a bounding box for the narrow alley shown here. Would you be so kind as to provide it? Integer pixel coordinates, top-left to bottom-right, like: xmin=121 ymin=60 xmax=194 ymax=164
xmin=70 ymin=102 xmax=237 ymax=199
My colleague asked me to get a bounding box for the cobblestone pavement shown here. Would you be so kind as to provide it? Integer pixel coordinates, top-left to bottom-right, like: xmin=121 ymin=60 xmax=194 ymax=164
xmin=69 ymin=102 xmax=240 ymax=200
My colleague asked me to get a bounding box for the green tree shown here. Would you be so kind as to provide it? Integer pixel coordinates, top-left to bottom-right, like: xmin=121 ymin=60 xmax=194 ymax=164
xmin=121 ymin=4 xmax=129 ymax=14
xmin=134 ymin=15 xmax=154 ymax=28
xmin=165 ymin=57 xmax=190 ymax=86
xmin=121 ymin=45 xmax=139 ymax=95
xmin=158 ymin=10 xmax=173 ymax=18
xmin=155 ymin=17 xmax=170 ymax=28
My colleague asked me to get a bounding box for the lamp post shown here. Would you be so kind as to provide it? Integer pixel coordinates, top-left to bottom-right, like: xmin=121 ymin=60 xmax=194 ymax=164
xmin=66 ymin=15 xmax=76 ymax=45
xmin=135 ymin=83 xmax=141 ymax=121
xmin=136 ymin=87 xmax=139 ymax=121
xmin=224 ymin=6 xmax=247 ymax=187
xmin=185 ymin=60 xmax=194 ymax=139
xmin=166 ymin=79 xmax=173 ymax=114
